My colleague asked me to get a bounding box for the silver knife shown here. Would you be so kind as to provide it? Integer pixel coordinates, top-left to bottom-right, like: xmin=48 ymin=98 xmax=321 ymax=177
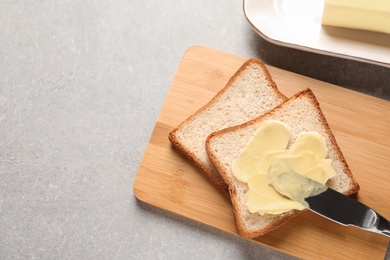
xmin=268 ymin=161 xmax=390 ymax=238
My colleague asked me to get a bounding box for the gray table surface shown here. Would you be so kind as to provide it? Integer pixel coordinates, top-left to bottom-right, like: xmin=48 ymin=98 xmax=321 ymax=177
xmin=1 ymin=1 xmax=389 ymax=259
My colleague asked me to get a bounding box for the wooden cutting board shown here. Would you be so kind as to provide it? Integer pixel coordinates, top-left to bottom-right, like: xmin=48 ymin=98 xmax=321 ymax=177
xmin=133 ymin=46 xmax=390 ymax=259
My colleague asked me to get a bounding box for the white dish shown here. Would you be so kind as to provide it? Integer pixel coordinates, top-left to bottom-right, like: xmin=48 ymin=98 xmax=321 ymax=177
xmin=244 ymin=0 xmax=390 ymax=68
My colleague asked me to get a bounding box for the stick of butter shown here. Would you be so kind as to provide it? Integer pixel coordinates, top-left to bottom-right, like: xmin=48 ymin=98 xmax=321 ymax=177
xmin=321 ymin=0 xmax=390 ymax=34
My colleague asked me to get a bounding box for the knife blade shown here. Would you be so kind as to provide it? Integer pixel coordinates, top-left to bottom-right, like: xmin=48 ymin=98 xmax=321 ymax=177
xmin=268 ymin=161 xmax=390 ymax=238
xmin=306 ymin=187 xmax=390 ymax=238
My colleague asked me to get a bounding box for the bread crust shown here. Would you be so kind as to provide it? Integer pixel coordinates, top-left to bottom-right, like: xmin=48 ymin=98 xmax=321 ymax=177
xmin=169 ymin=59 xmax=287 ymax=194
xmin=206 ymin=88 xmax=360 ymax=238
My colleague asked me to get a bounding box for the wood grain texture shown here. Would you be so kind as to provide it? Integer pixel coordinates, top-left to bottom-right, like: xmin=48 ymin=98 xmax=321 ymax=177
xmin=133 ymin=46 xmax=390 ymax=259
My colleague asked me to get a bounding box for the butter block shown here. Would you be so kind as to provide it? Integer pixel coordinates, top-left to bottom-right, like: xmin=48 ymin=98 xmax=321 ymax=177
xmin=322 ymin=0 xmax=390 ymax=34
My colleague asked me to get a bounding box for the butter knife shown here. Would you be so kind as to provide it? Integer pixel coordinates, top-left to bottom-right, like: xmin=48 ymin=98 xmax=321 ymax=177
xmin=268 ymin=161 xmax=390 ymax=238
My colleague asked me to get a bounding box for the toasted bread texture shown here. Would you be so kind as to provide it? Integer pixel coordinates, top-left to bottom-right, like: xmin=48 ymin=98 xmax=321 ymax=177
xmin=206 ymin=88 xmax=360 ymax=238
xmin=169 ymin=59 xmax=287 ymax=193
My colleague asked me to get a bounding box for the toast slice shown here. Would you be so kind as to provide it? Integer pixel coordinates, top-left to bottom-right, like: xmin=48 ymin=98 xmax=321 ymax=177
xmin=206 ymin=88 xmax=360 ymax=238
xmin=169 ymin=59 xmax=287 ymax=193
